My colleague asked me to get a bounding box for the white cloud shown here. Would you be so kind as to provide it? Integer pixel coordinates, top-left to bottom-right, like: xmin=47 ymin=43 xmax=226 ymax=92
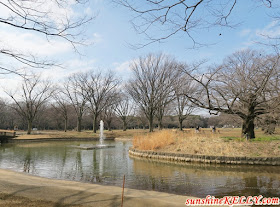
xmin=0 ymin=75 xmax=23 ymax=99
xmin=39 ymin=58 xmax=97 ymax=82
xmin=239 ymin=29 xmax=251 ymax=37
xmin=0 ymin=28 xmax=72 ymax=57
xmin=113 ymin=60 xmax=132 ymax=72
xmin=0 ymin=58 xmax=97 ymax=99
xmin=256 ymin=20 xmax=280 ymax=39
xmin=111 ymin=60 xmax=136 ymax=81
xmin=0 ymin=0 xmax=89 ymax=58
xmin=92 ymin=33 xmax=103 ymax=44
xmin=85 ymin=7 xmax=93 ymax=16
xmin=238 ymin=20 xmax=280 ymax=51
xmin=0 ymin=0 xmax=77 ymax=30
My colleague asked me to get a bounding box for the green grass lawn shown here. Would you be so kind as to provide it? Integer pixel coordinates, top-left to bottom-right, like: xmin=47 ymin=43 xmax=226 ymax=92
xmin=220 ymin=127 xmax=280 ymax=141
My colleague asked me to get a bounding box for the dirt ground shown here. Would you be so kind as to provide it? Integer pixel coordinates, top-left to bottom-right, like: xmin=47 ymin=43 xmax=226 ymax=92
xmin=0 ymin=192 xmax=83 ymax=207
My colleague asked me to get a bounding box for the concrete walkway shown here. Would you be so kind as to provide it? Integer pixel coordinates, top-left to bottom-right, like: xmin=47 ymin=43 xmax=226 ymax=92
xmin=0 ymin=169 xmax=190 ymax=207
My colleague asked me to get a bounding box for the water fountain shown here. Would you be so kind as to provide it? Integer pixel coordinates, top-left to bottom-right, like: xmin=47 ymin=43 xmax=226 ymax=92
xmin=73 ymin=120 xmax=114 ymax=150
xmin=99 ymin=120 xmax=105 ymax=146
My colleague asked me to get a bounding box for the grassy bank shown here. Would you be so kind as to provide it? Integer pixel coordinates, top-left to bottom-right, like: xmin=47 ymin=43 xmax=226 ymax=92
xmin=13 ymin=128 xmax=280 ymax=157
xmin=132 ymin=128 xmax=280 ymax=157
xmin=15 ymin=129 xmax=148 ymax=140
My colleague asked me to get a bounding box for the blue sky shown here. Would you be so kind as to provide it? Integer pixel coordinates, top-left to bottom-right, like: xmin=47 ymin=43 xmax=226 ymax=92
xmin=77 ymin=0 xmax=279 ymax=79
xmin=0 ymin=0 xmax=279 ymax=91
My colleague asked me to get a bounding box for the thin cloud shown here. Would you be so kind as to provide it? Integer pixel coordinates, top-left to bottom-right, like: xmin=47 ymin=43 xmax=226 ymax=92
xmin=239 ymin=29 xmax=251 ymax=37
xmin=92 ymin=33 xmax=103 ymax=44
xmin=0 ymin=27 xmax=72 ymax=56
xmin=256 ymin=20 xmax=280 ymax=39
xmin=238 ymin=20 xmax=280 ymax=50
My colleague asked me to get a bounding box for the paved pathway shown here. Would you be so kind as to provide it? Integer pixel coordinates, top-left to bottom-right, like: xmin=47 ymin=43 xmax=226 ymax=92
xmin=0 ymin=169 xmax=189 ymax=207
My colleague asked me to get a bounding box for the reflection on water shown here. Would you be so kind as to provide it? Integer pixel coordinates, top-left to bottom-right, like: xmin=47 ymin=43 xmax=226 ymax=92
xmin=0 ymin=141 xmax=279 ymax=197
xmin=131 ymin=157 xmax=280 ymax=197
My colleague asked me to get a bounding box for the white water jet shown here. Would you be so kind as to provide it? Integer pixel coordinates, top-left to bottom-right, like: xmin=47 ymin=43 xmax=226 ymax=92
xmin=73 ymin=120 xmax=114 ymax=150
xmin=99 ymin=120 xmax=105 ymax=146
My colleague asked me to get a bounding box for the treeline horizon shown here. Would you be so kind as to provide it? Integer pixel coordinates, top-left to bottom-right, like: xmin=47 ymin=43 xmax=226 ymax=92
xmin=0 ymin=50 xmax=279 ymax=138
xmin=0 ymin=101 xmax=244 ymax=131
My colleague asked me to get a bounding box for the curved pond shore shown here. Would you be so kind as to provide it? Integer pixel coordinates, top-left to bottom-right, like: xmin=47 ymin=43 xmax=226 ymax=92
xmin=129 ymin=148 xmax=280 ymax=166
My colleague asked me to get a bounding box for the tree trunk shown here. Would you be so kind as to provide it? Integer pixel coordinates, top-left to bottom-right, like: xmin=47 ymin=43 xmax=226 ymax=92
xmin=158 ymin=116 xmax=163 ymax=130
xmin=179 ymin=118 xmax=183 ymax=131
xmin=93 ymin=114 xmax=98 ymax=133
xmin=64 ymin=117 xmax=68 ymax=132
xmin=148 ymin=114 xmax=154 ymax=132
xmin=242 ymin=116 xmax=255 ymax=139
xmin=27 ymin=119 xmax=32 ymax=135
xmin=107 ymin=121 xmax=112 ymax=131
xmin=265 ymin=120 xmax=276 ymax=134
xmin=122 ymin=119 xmax=127 ymax=131
xmin=264 ymin=117 xmax=276 ymax=134
xmin=77 ymin=117 xmax=82 ymax=132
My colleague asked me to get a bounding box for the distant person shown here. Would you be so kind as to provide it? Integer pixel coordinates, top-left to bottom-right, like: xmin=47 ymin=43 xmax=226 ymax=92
xmin=212 ymin=126 xmax=216 ymax=133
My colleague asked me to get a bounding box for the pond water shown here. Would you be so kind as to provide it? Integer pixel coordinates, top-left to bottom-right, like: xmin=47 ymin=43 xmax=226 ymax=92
xmin=0 ymin=140 xmax=279 ymax=198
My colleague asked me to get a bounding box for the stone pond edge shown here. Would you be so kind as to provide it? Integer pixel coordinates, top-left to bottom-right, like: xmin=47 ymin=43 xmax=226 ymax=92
xmin=129 ymin=148 xmax=280 ymax=166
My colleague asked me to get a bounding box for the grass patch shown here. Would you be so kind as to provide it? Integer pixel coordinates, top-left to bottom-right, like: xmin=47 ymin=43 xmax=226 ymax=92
xmin=251 ymin=136 xmax=280 ymax=142
xmin=133 ymin=130 xmax=176 ymax=150
xmin=133 ymin=128 xmax=280 ymax=157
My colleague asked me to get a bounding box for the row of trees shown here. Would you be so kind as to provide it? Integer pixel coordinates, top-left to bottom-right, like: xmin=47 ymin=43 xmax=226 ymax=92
xmin=2 ymin=67 xmax=194 ymax=134
xmin=0 ymin=98 xmax=237 ymax=132
xmin=2 ymin=49 xmax=280 ymax=138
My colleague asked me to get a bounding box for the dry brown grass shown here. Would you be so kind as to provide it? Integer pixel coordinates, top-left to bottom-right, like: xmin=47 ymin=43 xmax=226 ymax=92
xmin=15 ymin=129 xmax=148 ymax=139
xmin=133 ymin=128 xmax=280 ymax=157
xmin=133 ymin=130 xmax=176 ymax=150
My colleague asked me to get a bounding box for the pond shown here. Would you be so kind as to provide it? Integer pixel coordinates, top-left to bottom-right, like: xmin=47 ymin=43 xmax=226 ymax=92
xmin=0 ymin=140 xmax=279 ymax=198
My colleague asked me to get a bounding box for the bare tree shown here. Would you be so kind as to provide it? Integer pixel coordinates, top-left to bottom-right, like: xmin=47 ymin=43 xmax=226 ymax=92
xmin=84 ymin=71 xmax=119 ymax=133
xmin=208 ymin=113 xmax=242 ymax=128
xmin=52 ymin=89 xmax=72 ymax=132
xmin=64 ymin=73 xmax=88 ymax=132
xmin=174 ymin=71 xmax=196 ymax=131
xmin=258 ymin=102 xmax=280 ymax=134
xmin=6 ymin=74 xmax=53 ymax=134
xmin=136 ymin=108 xmax=148 ymax=129
xmin=0 ymin=99 xmax=10 ymax=129
xmin=127 ymin=53 xmax=180 ymax=132
xmin=155 ymin=101 xmax=171 ymax=130
xmin=117 ymin=0 xmax=279 ymax=48
xmin=184 ymin=49 xmax=280 ymax=139
xmin=0 ymin=0 xmax=93 ymax=75
xmin=115 ymin=92 xmax=134 ymax=131
xmin=103 ymin=104 xmax=117 ymax=131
